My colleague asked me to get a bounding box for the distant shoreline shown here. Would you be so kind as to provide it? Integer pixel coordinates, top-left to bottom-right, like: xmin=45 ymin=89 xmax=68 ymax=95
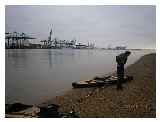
xmin=5 ymin=48 xmax=155 ymax=51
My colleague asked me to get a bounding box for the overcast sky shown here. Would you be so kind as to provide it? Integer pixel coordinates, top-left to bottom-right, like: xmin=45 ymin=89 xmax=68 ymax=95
xmin=5 ymin=5 xmax=156 ymax=49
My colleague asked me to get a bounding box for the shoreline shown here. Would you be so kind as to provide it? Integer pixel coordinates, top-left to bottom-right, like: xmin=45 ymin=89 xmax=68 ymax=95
xmin=40 ymin=53 xmax=156 ymax=117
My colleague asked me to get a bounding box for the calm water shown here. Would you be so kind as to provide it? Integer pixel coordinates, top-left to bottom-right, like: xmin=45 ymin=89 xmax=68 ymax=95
xmin=5 ymin=49 xmax=154 ymax=104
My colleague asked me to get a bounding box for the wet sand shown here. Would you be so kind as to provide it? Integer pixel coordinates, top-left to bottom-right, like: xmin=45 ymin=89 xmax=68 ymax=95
xmin=42 ymin=53 xmax=156 ymax=117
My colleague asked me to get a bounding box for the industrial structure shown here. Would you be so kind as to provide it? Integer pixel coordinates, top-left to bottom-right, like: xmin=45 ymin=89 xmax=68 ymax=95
xmin=107 ymin=45 xmax=127 ymax=50
xmin=5 ymin=29 xmax=95 ymax=49
xmin=40 ymin=29 xmax=77 ymax=49
xmin=40 ymin=29 xmax=95 ymax=49
xmin=5 ymin=32 xmax=36 ymax=49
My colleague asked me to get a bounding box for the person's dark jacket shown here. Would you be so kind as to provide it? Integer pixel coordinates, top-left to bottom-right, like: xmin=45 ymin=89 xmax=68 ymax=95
xmin=116 ymin=53 xmax=128 ymax=65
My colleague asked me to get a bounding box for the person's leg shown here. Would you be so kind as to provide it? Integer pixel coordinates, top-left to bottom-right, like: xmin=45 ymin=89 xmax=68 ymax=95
xmin=117 ymin=65 xmax=124 ymax=90
xmin=119 ymin=65 xmax=124 ymax=89
xmin=118 ymin=76 xmax=123 ymax=90
xmin=117 ymin=65 xmax=121 ymax=89
xmin=117 ymin=78 xmax=122 ymax=90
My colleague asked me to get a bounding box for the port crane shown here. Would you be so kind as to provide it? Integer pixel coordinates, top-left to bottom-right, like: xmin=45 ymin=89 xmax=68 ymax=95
xmin=5 ymin=32 xmax=36 ymax=49
xmin=41 ymin=29 xmax=53 ymax=48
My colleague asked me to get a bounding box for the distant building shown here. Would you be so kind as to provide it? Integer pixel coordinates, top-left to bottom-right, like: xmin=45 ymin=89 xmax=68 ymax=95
xmin=87 ymin=42 xmax=95 ymax=49
xmin=115 ymin=46 xmax=126 ymax=50
xmin=5 ymin=32 xmax=36 ymax=49
xmin=75 ymin=43 xmax=87 ymax=49
xmin=29 ymin=43 xmax=42 ymax=49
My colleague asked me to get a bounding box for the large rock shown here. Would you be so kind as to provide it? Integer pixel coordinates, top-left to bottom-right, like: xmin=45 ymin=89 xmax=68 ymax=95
xmin=6 ymin=103 xmax=32 ymax=113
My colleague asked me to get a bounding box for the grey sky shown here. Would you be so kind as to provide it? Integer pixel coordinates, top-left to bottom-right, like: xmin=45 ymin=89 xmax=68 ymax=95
xmin=5 ymin=5 xmax=156 ymax=49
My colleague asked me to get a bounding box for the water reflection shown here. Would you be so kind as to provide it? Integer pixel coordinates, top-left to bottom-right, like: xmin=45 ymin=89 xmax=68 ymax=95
xmin=6 ymin=49 xmax=28 ymax=70
xmin=48 ymin=50 xmax=53 ymax=68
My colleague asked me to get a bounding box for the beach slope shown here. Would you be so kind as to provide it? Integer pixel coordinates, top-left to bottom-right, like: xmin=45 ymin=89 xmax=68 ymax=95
xmin=43 ymin=53 xmax=156 ymax=117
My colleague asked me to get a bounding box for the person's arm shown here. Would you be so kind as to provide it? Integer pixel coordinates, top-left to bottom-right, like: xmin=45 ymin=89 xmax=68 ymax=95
xmin=123 ymin=56 xmax=128 ymax=64
xmin=116 ymin=56 xmax=119 ymax=63
xmin=116 ymin=55 xmax=122 ymax=64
